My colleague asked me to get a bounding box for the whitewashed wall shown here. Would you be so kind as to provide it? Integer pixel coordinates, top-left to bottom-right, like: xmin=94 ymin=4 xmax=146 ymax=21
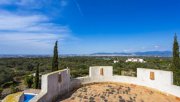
xmin=30 ymin=69 xmax=71 ymax=102
xmin=89 ymin=66 xmax=113 ymax=78
xmin=137 ymin=68 xmax=173 ymax=85
xmin=30 ymin=67 xmax=180 ymax=102
xmin=77 ymin=67 xmax=180 ymax=97
xmin=76 ymin=75 xmax=180 ymax=97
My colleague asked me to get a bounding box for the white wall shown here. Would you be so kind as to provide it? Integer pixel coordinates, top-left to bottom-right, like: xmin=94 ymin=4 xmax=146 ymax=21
xmin=30 ymin=69 xmax=71 ymax=102
xmin=89 ymin=66 xmax=113 ymax=78
xmin=76 ymin=75 xmax=180 ymax=97
xmin=77 ymin=67 xmax=180 ymax=97
xmin=137 ymin=68 xmax=173 ymax=85
xmin=30 ymin=67 xmax=180 ymax=102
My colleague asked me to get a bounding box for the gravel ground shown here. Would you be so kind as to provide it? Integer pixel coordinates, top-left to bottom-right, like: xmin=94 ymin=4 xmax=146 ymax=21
xmin=60 ymin=82 xmax=180 ymax=102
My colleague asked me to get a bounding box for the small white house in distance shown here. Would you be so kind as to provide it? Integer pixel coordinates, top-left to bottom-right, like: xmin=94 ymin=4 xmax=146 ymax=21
xmin=113 ymin=60 xmax=119 ymax=63
xmin=126 ymin=58 xmax=146 ymax=63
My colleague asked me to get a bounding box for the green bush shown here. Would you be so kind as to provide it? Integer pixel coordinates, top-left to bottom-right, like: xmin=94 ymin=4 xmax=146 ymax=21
xmin=1 ymin=81 xmax=14 ymax=88
xmin=10 ymin=85 xmax=19 ymax=93
xmin=24 ymin=75 xmax=34 ymax=88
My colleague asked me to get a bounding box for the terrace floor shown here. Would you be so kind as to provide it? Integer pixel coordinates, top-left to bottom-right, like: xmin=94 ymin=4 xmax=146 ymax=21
xmin=59 ymin=82 xmax=180 ymax=102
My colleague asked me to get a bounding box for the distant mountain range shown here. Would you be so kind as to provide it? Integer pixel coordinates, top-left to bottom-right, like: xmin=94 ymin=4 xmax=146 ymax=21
xmin=0 ymin=51 xmax=172 ymax=58
xmin=91 ymin=51 xmax=172 ymax=57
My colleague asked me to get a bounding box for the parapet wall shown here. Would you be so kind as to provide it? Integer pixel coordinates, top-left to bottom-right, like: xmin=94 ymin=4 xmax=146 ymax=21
xmin=30 ymin=69 xmax=71 ymax=102
xmin=89 ymin=66 xmax=113 ymax=78
xmin=137 ymin=68 xmax=173 ymax=85
xmin=76 ymin=75 xmax=180 ymax=97
xmin=30 ymin=66 xmax=180 ymax=102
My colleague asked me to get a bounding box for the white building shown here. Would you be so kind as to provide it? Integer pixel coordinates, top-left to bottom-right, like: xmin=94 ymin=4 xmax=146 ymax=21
xmin=126 ymin=58 xmax=146 ymax=63
xmin=113 ymin=60 xmax=119 ymax=63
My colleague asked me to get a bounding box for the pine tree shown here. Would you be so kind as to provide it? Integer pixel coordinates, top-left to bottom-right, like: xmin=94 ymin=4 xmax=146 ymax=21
xmin=35 ymin=63 xmax=39 ymax=89
xmin=52 ymin=41 xmax=59 ymax=71
xmin=172 ymin=33 xmax=180 ymax=70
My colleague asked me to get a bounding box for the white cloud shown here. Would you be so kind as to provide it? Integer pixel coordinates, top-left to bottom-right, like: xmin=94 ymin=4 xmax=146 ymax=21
xmin=0 ymin=11 xmax=47 ymax=31
xmin=154 ymin=45 xmax=160 ymax=48
xmin=123 ymin=49 xmax=132 ymax=52
xmin=0 ymin=0 xmax=68 ymax=8
xmin=141 ymin=47 xmax=146 ymax=50
xmin=0 ymin=32 xmax=71 ymax=55
xmin=16 ymin=0 xmax=40 ymax=6
xmin=0 ymin=0 xmax=14 ymax=5
xmin=0 ymin=33 xmax=67 ymax=42
xmin=0 ymin=10 xmax=71 ymax=35
xmin=0 ymin=15 xmax=70 ymax=34
xmin=0 ymin=32 xmax=72 ymax=54
xmin=0 ymin=0 xmax=75 ymax=54
xmin=72 ymin=0 xmax=83 ymax=16
xmin=0 ymin=10 xmax=73 ymax=54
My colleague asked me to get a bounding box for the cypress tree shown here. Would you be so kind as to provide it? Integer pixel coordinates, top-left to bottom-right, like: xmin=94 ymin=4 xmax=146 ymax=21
xmin=35 ymin=63 xmax=39 ymax=89
xmin=172 ymin=33 xmax=180 ymax=70
xmin=52 ymin=41 xmax=59 ymax=71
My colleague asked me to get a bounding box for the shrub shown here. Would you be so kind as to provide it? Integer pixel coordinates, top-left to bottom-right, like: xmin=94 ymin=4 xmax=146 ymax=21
xmin=24 ymin=75 xmax=34 ymax=88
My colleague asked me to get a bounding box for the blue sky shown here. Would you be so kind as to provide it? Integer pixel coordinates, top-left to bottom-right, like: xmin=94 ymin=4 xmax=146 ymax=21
xmin=0 ymin=0 xmax=180 ymax=54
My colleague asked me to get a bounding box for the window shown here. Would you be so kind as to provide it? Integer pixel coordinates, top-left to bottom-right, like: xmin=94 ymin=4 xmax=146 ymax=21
xmin=100 ymin=68 xmax=104 ymax=76
xmin=58 ymin=74 xmax=62 ymax=83
xmin=150 ymin=72 xmax=155 ymax=80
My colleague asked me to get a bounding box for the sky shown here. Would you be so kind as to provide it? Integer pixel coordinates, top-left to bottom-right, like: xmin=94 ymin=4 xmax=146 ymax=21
xmin=0 ymin=0 xmax=180 ymax=55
